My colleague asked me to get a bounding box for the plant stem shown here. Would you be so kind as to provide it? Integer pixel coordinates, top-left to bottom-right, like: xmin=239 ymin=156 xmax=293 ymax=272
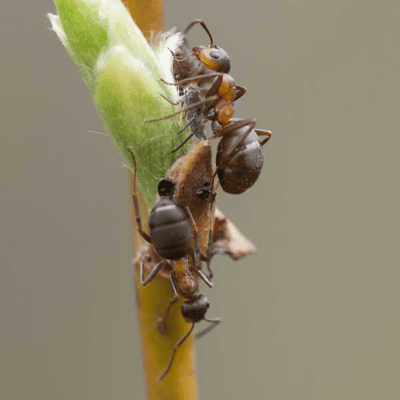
xmin=124 ymin=1 xmax=199 ymax=398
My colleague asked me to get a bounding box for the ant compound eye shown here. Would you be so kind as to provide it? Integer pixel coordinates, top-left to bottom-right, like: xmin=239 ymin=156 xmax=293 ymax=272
xmin=209 ymin=49 xmax=221 ymax=59
xmin=158 ymin=178 xmax=175 ymax=198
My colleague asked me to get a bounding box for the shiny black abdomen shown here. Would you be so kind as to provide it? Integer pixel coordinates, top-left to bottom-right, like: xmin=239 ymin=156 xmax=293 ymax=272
xmin=149 ymin=199 xmax=191 ymax=260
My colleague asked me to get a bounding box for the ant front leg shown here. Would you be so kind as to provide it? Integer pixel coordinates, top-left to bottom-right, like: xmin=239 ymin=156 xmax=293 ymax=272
xmin=255 ymin=129 xmax=272 ymax=146
xmin=157 ymin=274 xmax=180 ymax=333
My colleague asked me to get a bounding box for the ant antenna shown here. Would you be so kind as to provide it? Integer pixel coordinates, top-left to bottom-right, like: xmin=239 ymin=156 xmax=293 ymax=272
xmin=183 ymin=19 xmax=214 ymax=47
xmin=157 ymin=322 xmax=195 ymax=381
xmin=168 ymin=48 xmax=183 ymax=78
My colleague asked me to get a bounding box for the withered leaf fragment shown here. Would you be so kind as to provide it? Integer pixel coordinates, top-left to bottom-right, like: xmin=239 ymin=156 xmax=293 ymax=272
xmin=212 ymin=208 xmax=256 ymax=260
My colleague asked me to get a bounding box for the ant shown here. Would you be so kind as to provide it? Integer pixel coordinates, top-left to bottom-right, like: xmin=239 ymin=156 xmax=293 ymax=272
xmin=162 ymin=20 xmax=246 ymax=122
xmin=148 ymin=98 xmax=272 ymax=194
xmin=146 ymin=20 xmax=246 ymax=147
xmin=131 ymin=152 xmax=220 ymax=380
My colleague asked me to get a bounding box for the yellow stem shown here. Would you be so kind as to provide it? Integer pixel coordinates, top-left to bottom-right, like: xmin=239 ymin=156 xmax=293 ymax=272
xmin=124 ymin=1 xmax=199 ymax=398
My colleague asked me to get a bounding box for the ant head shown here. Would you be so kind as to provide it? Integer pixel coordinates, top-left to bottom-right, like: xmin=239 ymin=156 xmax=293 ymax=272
xmin=193 ymin=45 xmax=231 ymax=74
xmin=157 ymin=177 xmax=175 ymax=199
xmin=181 ymin=294 xmax=210 ymax=323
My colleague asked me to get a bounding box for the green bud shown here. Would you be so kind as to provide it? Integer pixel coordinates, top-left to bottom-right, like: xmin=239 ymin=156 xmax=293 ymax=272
xmin=48 ymin=0 xmax=189 ymax=208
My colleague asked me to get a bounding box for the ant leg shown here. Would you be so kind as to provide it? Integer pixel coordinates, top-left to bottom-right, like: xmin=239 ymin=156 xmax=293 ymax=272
xmin=203 ymin=75 xmax=224 ymax=117
xmin=195 ymin=317 xmax=221 ymax=339
xmin=161 ymin=72 xmax=222 ymax=87
xmin=129 ymin=150 xmax=152 ymax=244
xmin=255 ymin=129 xmax=272 ymax=146
xmin=157 ymin=322 xmax=195 ymax=381
xmin=206 ymin=74 xmax=224 ymax=98
xmin=157 ymin=275 xmax=179 ymax=333
xmin=234 ymin=85 xmax=247 ymax=101
xmin=145 ymin=95 xmax=219 ymax=123
xmin=185 ymin=207 xmax=200 ymax=265
xmin=171 ymin=118 xmax=196 ymax=154
xmin=158 ymin=92 xmax=181 ymax=106
xmin=140 ymin=260 xmax=166 ymax=286
xmin=183 ymin=19 xmax=214 ymax=46
xmin=191 ymin=266 xmax=213 ymax=288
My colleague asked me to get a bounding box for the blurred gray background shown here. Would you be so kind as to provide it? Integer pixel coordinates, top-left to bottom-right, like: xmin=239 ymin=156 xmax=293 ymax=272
xmin=1 ymin=0 xmax=399 ymax=399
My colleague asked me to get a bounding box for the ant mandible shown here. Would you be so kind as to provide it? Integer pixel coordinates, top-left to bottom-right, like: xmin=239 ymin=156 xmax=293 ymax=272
xmin=130 ymin=152 xmax=220 ymax=380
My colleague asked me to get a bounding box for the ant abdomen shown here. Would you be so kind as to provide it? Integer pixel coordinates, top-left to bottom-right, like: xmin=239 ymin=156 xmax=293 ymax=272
xmin=216 ymin=128 xmax=264 ymax=194
xmin=148 ymin=198 xmax=192 ymax=260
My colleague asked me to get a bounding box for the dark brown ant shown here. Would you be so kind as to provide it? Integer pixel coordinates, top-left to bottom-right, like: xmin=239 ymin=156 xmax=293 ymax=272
xmin=213 ymin=118 xmax=272 ymax=194
xmin=159 ymin=141 xmax=218 ymax=280
xmin=131 ymin=153 xmax=220 ymax=380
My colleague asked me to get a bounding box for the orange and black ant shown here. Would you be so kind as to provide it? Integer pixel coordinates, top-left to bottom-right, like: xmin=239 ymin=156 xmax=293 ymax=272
xmin=163 ymin=19 xmax=246 ymax=122
xmin=146 ymin=20 xmax=246 ymax=145
xmin=131 ymin=152 xmax=220 ymax=380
